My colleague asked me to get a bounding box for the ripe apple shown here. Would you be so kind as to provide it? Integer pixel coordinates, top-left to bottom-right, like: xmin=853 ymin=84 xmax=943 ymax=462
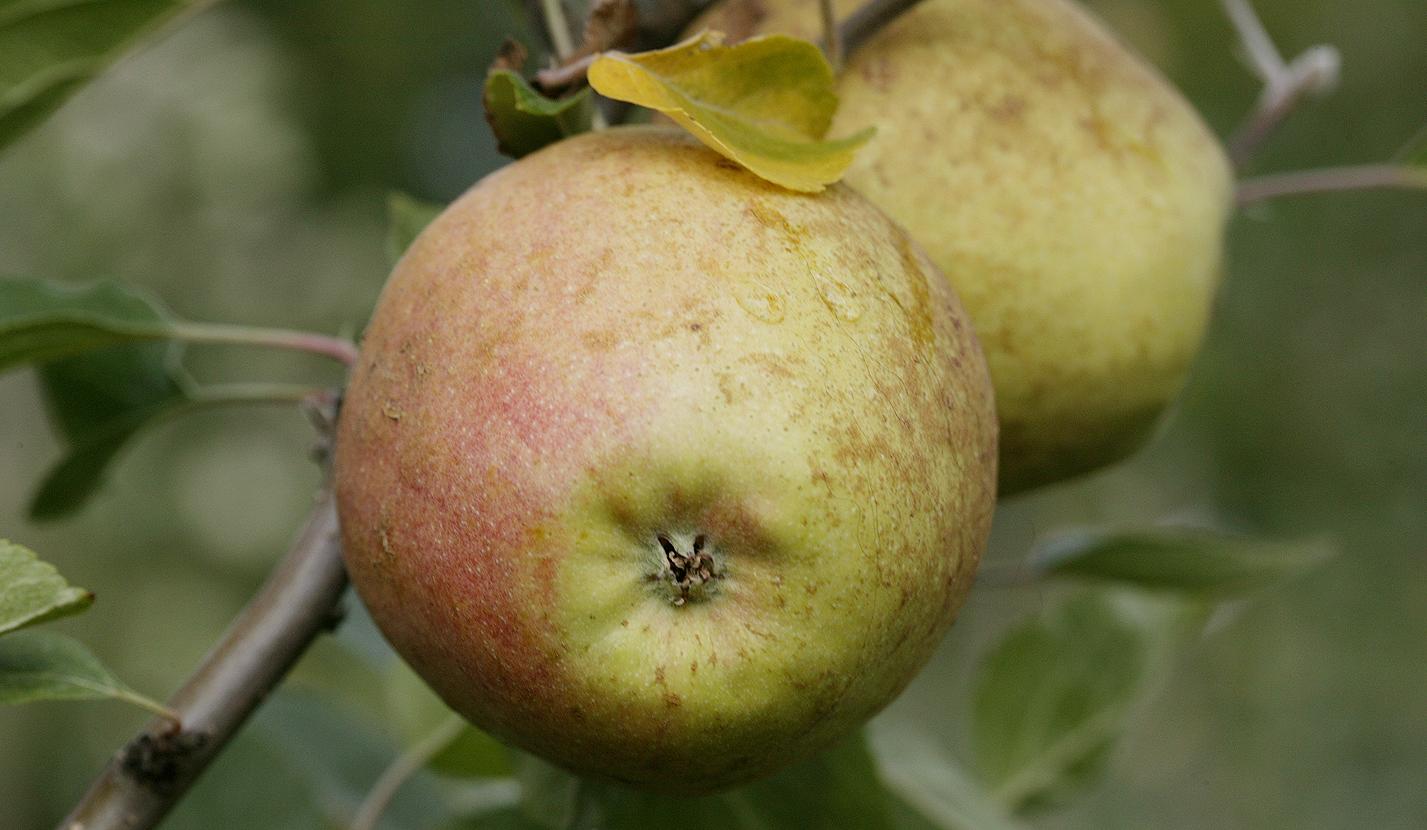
xmin=693 ymin=0 xmax=1235 ymax=493
xmin=334 ymin=127 xmax=997 ymax=791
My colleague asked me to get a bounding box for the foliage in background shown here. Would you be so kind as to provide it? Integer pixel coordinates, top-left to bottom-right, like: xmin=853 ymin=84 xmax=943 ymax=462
xmin=0 ymin=0 xmax=207 ymax=149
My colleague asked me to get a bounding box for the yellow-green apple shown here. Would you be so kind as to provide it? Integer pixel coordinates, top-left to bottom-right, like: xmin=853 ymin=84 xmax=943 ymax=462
xmin=693 ymin=0 xmax=1235 ymax=493
xmin=334 ymin=127 xmax=997 ymax=791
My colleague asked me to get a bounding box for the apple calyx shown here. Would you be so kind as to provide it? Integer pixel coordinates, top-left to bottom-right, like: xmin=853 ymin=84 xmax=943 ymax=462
xmin=655 ymin=532 xmax=722 ymax=606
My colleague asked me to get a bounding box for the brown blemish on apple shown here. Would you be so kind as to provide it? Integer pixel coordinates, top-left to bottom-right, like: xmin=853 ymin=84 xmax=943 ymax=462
xmin=892 ymin=235 xmax=936 ymax=346
xmin=579 ymin=329 xmax=620 ymax=352
xmin=746 ymin=200 xmax=800 ymax=244
xmin=375 ymin=516 xmax=397 ymax=573
xmin=716 ymin=371 xmax=741 ymax=405
xmin=989 ymin=95 xmax=1027 ymax=122
xmin=741 ymin=351 xmax=798 ymax=379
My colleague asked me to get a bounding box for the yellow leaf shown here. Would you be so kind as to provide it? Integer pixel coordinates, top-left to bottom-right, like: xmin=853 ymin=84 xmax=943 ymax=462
xmin=588 ymin=32 xmax=874 ymax=193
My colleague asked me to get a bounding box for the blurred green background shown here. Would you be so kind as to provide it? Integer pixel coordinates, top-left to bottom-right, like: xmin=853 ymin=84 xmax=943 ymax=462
xmin=1 ymin=1 xmax=1423 ymax=828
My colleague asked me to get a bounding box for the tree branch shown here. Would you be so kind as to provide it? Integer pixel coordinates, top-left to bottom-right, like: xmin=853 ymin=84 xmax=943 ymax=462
xmin=58 ymin=492 xmax=348 ymax=830
xmin=540 ymin=0 xmax=577 ymax=60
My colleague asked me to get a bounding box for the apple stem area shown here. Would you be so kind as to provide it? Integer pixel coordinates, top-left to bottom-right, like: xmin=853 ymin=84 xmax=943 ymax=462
xmin=655 ymin=532 xmax=722 ymax=606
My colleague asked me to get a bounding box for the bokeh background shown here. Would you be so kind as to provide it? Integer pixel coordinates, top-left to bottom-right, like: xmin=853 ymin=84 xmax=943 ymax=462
xmin=1 ymin=1 xmax=1423 ymax=828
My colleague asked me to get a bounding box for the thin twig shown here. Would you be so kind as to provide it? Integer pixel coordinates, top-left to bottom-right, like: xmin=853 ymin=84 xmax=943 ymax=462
xmin=537 ymin=0 xmax=609 ymax=129
xmin=535 ymin=53 xmax=597 ymax=91
xmin=836 ymin=0 xmax=927 ymax=60
xmin=1221 ymin=0 xmax=1339 ymax=169
xmin=168 ymin=322 xmax=359 ymax=367
xmin=540 ymin=0 xmax=577 ymax=60
xmin=348 ymin=716 xmax=467 ymax=830
xmin=1237 ymin=164 xmax=1427 ymax=204
xmin=1222 ymin=0 xmax=1284 ymax=82
xmin=58 ymin=493 xmax=348 ymax=830
xmin=819 ymin=0 xmax=842 ymax=71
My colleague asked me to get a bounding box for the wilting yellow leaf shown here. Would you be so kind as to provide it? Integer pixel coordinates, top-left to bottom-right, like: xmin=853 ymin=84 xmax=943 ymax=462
xmin=588 ymin=32 xmax=873 ymax=192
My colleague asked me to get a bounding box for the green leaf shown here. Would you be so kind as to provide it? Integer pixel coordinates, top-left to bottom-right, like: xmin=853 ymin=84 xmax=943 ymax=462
xmin=0 ymin=0 xmax=205 ymax=152
xmin=0 ymin=629 xmax=166 ymax=713
xmin=386 ymin=192 xmax=446 ymax=265
xmin=1030 ymin=527 xmax=1335 ymax=597
xmin=971 ymin=592 xmax=1181 ymax=814
xmin=516 ymin=732 xmax=896 ymax=830
xmin=0 ymin=278 xmax=196 ymax=518
xmin=30 ymin=339 xmax=193 ymax=520
xmin=254 ymin=691 xmax=469 ymax=828
xmin=0 ymin=277 xmax=181 ymax=373
xmin=482 ymin=68 xmax=593 ymax=159
xmin=587 ymin=32 xmax=874 ymax=192
xmin=0 ymin=539 xmax=93 ymax=635
xmin=385 ymin=661 xmax=513 ymax=778
xmin=27 ymin=392 xmax=188 ymax=519
xmin=868 ymin=722 xmax=1027 ymax=830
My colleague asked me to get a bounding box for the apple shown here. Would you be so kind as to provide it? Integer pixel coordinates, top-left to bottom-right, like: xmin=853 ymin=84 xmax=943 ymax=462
xmin=334 ymin=127 xmax=997 ymax=791
xmin=693 ymin=0 xmax=1235 ymax=493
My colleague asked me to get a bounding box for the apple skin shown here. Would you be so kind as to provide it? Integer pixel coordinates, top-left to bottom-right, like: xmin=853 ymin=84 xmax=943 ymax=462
xmin=693 ymin=0 xmax=1235 ymax=494
xmin=334 ymin=127 xmax=997 ymax=792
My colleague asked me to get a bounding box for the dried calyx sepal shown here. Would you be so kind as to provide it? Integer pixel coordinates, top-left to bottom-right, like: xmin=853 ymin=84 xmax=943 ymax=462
xmin=655 ymin=532 xmax=721 ymax=605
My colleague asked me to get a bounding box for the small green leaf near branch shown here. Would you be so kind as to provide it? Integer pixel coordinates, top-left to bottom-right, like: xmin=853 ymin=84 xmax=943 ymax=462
xmin=867 ymin=721 xmax=1027 ymax=830
xmin=1029 ymin=527 xmax=1335 ymax=597
xmin=2 ymin=277 xmax=349 ymax=518
xmin=0 ymin=629 xmax=173 ymax=717
xmin=0 ymin=540 xmax=93 ymax=635
xmin=27 ymin=380 xmax=316 ymax=520
xmin=484 ymin=68 xmax=594 ymax=159
xmin=0 ymin=277 xmax=358 ymax=371
xmin=970 ymin=591 xmax=1187 ymax=814
xmin=0 ymin=278 xmax=180 ymax=372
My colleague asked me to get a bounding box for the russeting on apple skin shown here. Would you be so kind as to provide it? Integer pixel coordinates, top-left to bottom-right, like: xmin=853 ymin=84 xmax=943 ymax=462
xmin=334 ymin=127 xmax=997 ymax=792
xmin=694 ymin=0 xmax=1235 ymax=494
